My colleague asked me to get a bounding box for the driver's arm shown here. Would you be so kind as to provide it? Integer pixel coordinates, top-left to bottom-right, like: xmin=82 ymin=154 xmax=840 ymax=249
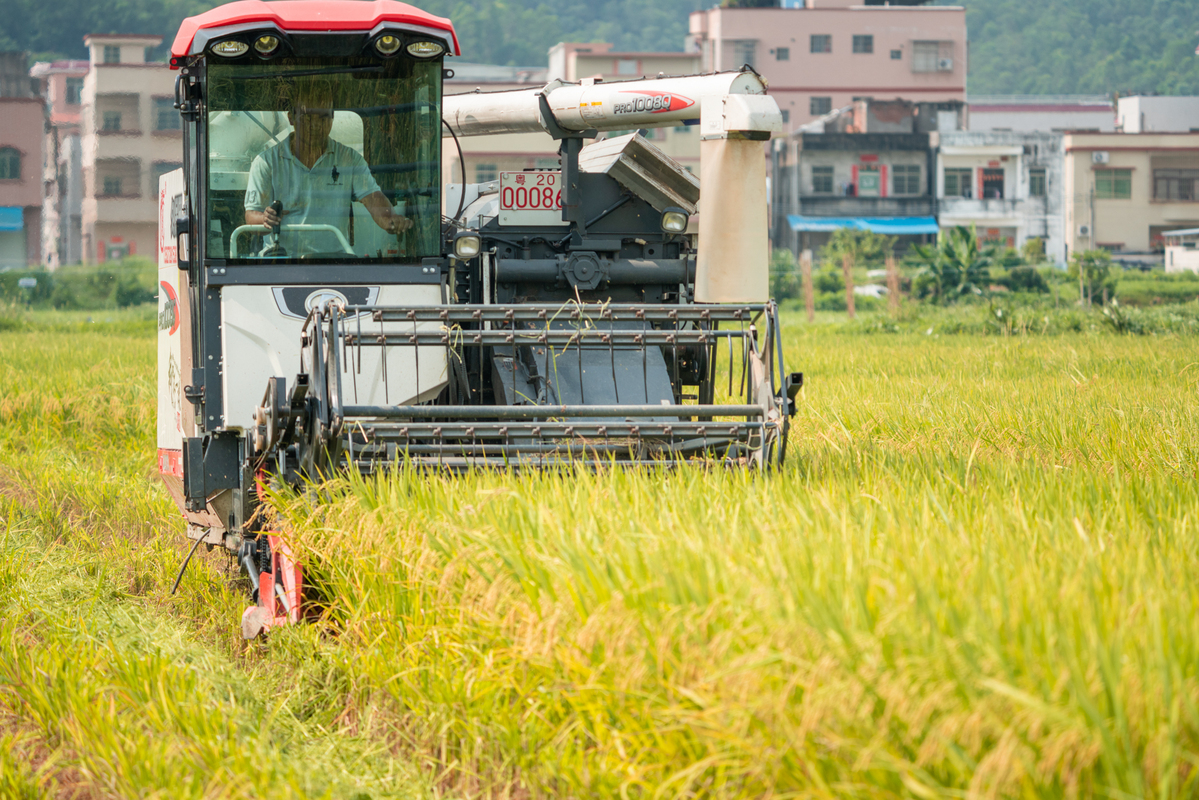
xmin=361 ymin=190 xmax=413 ymax=235
xmin=244 ymin=154 xmax=277 ymax=230
xmin=245 ymin=206 xmax=280 ymax=229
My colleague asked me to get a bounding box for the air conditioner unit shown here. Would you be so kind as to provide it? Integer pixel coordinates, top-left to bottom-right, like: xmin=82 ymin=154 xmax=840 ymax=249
xmin=937 ymin=58 xmax=954 ymax=71
xmin=1078 ymin=224 xmax=1091 ymax=237
xmin=1092 ymin=151 xmax=1109 ymax=164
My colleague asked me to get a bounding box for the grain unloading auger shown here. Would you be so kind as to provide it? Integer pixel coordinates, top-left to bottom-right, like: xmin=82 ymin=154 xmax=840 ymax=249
xmin=156 ymin=0 xmax=801 ymax=636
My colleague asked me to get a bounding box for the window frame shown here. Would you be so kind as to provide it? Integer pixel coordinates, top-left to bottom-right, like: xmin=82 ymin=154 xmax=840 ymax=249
xmin=103 ymin=45 xmax=120 ymax=65
xmin=65 ymin=77 xmax=83 ymax=105
xmin=102 ymin=176 xmax=124 ymax=196
xmin=810 ymin=35 xmax=831 ymax=54
xmin=852 ymin=35 xmax=874 ymax=55
xmin=101 ymin=111 xmax=122 ymax=132
xmin=1029 ymin=168 xmax=1047 ymax=198
xmin=1095 ymin=168 xmax=1132 ymax=200
xmin=154 ymin=96 xmax=181 ymax=131
xmin=891 ymin=164 xmax=921 ymax=196
xmin=475 ymin=163 xmax=498 ymax=183
xmin=0 ymin=147 xmax=21 ymax=180
xmin=1153 ymin=168 xmax=1199 ymax=202
xmin=811 ymin=165 xmax=834 ymax=195
xmin=809 ymin=96 xmax=832 ymax=116
xmin=943 ymin=167 xmax=972 ymax=198
xmin=775 ymin=46 xmax=790 ymax=62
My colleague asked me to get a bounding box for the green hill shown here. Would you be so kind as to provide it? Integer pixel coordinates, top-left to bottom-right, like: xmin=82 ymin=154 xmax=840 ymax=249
xmin=3 ymin=0 xmax=1198 ymax=95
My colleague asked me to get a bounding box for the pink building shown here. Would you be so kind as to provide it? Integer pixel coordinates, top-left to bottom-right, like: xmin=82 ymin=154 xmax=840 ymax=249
xmin=688 ymin=0 xmax=966 ymax=132
xmin=31 ymin=59 xmax=90 ymax=266
xmin=0 ymin=52 xmax=44 ymax=269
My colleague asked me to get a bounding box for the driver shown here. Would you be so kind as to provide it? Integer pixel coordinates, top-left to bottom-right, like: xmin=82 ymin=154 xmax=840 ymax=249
xmin=244 ymin=78 xmax=413 ymax=254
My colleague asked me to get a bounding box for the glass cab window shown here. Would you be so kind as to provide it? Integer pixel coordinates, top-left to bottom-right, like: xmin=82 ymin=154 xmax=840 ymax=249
xmin=205 ymin=57 xmax=441 ymax=263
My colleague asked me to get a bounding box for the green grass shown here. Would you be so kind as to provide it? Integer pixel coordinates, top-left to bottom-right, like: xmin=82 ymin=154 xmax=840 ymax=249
xmin=1 ymin=308 xmax=1198 ymax=797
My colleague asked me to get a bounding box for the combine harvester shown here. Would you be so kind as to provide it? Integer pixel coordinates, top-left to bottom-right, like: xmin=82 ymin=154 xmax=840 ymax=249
xmin=157 ymin=0 xmax=801 ymax=636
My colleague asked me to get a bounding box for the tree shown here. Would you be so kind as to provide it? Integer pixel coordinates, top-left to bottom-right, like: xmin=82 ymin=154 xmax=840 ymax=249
xmin=1068 ymin=249 xmax=1116 ymax=307
xmin=1021 ymin=236 xmax=1046 ymax=264
xmin=817 ymin=228 xmax=896 ymax=272
xmin=910 ymin=225 xmax=997 ymax=304
xmin=769 ymin=248 xmax=800 ymax=301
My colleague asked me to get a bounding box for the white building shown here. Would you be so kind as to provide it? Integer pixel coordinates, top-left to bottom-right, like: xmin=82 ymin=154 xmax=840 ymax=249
xmin=936 ymin=131 xmax=1065 ymax=265
xmin=968 ymin=95 xmax=1114 ymax=133
xmin=1117 ymin=96 xmax=1199 ymax=134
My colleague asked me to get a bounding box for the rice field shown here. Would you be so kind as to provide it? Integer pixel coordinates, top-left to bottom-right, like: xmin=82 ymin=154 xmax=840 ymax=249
xmin=0 ymin=306 xmax=1197 ymax=798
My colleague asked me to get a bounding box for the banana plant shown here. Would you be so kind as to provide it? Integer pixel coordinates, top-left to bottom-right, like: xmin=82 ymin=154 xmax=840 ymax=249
xmin=912 ymin=225 xmax=998 ymax=304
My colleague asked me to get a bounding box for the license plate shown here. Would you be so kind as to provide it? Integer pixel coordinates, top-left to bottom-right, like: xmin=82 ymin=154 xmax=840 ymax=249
xmin=498 ymin=171 xmax=566 ymax=226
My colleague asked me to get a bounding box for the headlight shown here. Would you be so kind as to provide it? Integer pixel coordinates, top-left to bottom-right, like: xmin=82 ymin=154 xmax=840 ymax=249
xmin=453 ymin=231 xmax=482 ymax=259
xmin=406 ymin=41 xmax=445 ymax=58
xmin=210 ymin=39 xmax=249 ymax=57
xmin=254 ymin=35 xmax=280 ymax=56
xmin=660 ymin=207 xmax=688 ymax=233
xmin=374 ymin=35 xmax=402 ymax=56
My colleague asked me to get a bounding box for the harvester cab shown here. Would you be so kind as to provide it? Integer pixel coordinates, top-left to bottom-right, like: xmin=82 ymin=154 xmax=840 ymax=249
xmin=157 ymin=0 xmax=799 ymax=635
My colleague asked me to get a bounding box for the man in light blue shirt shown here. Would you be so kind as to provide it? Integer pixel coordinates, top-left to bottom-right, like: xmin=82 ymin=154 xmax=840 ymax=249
xmin=244 ymin=81 xmax=412 ymax=256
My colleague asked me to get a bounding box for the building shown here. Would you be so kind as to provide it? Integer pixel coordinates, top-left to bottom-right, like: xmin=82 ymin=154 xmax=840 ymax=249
xmin=968 ymin=95 xmax=1114 ymax=134
xmin=688 ymin=0 xmax=967 ymax=134
xmin=1063 ymin=132 xmax=1199 ymax=257
xmin=1117 ymin=96 xmax=1199 ymax=134
xmin=936 ymin=131 xmax=1066 ymax=264
xmin=79 ymin=34 xmax=178 ymax=263
xmin=31 ymin=59 xmax=89 ymax=267
xmin=772 ymin=99 xmax=948 ymax=253
xmin=0 ymin=52 xmax=45 ymax=269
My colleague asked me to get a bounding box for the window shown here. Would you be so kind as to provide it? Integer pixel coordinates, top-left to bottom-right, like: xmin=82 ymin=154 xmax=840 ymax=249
xmin=154 ymin=97 xmax=180 ymax=131
xmin=65 ymin=78 xmax=83 ymax=105
xmin=892 ymin=164 xmax=921 ymax=195
xmin=811 ymin=165 xmax=834 ymax=194
xmin=810 ymin=96 xmax=832 ymax=116
xmin=1029 ymin=168 xmax=1046 ymax=197
xmin=102 ymin=176 xmax=123 ymax=195
xmin=891 ymin=50 xmax=902 ymax=60
xmin=810 ymin=35 xmax=831 ymax=54
xmin=103 ymin=45 xmax=120 ymax=64
xmin=780 ymin=109 xmax=790 ymax=124
xmin=913 ymin=41 xmax=953 ymax=73
xmin=144 ymin=47 xmax=155 ymax=63
xmin=944 ymin=168 xmax=972 ymax=197
xmin=673 ymin=125 xmax=692 ymax=134
xmin=1154 ymin=168 xmax=1199 ymax=201
xmin=852 ymin=35 xmax=873 ymax=54
xmin=732 ymin=40 xmax=756 ymax=68
xmin=775 ymin=47 xmax=790 ymax=61
xmin=0 ymin=147 xmax=20 ymax=180
xmin=616 ymin=59 xmax=638 ymax=76
xmin=476 ymin=163 xmax=497 ymax=183
xmin=101 ymin=111 xmax=121 ymax=132
xmin=151 ymin=162 xmax=181 ymax=188
xmin=1095 ymin=169 xmax=1132 ymax=199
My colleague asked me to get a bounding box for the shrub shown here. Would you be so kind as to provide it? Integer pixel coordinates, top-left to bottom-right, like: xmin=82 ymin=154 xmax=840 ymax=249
xmin=1002 ymin=266 xmax=1050 ymax=294
xmin=769 ymin=248 xmax=801 ymax=302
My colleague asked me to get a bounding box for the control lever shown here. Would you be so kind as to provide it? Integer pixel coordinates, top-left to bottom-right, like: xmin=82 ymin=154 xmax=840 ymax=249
xmin=264 ymin=199 xmax=287 ymax=257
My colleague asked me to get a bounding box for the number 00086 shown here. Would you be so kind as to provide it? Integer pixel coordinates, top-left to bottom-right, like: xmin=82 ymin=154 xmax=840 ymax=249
xmin=500 ymin=172 xmax=562 ymax=211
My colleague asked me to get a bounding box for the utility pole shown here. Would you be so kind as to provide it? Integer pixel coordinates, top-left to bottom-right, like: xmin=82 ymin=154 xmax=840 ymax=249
xmin=842 ymin=252 xmax=856 ymax=320
xmin=801 ymin=249 xmax=815 ymax=322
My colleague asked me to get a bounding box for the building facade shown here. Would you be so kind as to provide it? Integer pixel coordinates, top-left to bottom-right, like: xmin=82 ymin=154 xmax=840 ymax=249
xmin=80 ymin=34 xmax=178 ymax=263
xmin=0 ymin=52 xmax=44 ymax=269
xmin=1117 ymin=96 xmax=1199 ymax=134
xmin=31 ymin=59 xmax=89 ymax=268
xmin=1063 ymin=132 xmax=1199 ymax=256
xmin=968 ymin=95 xmax=1114 ymax=134
xmin=936 ymin=131 xmax=1066 ymax=264
xmin=688 ymin=0 xmax=966 ymax=134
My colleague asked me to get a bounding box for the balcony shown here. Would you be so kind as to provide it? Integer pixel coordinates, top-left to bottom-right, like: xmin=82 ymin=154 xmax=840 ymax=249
xmin=938 ymin=196 xmax=1031 ymax=220
xmin=798 ymin=195 xmax=935 ymax=217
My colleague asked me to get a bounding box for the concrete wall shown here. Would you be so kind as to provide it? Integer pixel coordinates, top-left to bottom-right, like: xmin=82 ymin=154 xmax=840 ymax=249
xmin=689 ymin=5 xmax=966 ymax=133
xmin=0 ymin=97 xmax=46 ymax=267
xmin=969 ymin=96 xmax=1114 ymax=133
xmin=1063 ymin=132 xmax=1199 ymax=255
xmin=1118 ymin=97 xmax=1199 ymax=134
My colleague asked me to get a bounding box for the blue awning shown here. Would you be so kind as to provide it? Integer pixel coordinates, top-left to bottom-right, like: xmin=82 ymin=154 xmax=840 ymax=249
xmin=787 ymin=215 xmax=939 ymax=235
xmin=0 ymin=208 xmax=22 ymax=233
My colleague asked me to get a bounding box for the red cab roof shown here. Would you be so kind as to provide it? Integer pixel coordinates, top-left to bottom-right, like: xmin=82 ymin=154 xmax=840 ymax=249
xmin=171 ymin=0 xmax=460 ymax=62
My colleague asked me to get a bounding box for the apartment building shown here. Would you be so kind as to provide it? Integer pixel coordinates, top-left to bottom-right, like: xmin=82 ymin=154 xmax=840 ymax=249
xmin=1117 ymin=96 xmax=1199 ymax=134
xmin=935 ymin=131 xmax=1065 ymax=264
xmin=772 ymin=99 xmax=947 ymax=253
xmin=1063 ymin=132 xmax=1199 ymax=256
xmin=80 ymin=34 xmax=179 ymax=263
xmin=688 ymin=0 xmax=966 ymax=133
xmin=968 ymin=96 xmax=1114 ymax=134
xmin=0 ymin=52 xmax=44 ymax=269
xmin=31 ymin=59 xmax=89 ymax=267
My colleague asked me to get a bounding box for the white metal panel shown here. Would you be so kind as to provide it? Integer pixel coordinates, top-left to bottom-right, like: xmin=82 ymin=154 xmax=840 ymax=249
xmin=219 ymin=284 xmax=448 ymax=431
xmin=157 ymin=168 xmax=187 ymax=474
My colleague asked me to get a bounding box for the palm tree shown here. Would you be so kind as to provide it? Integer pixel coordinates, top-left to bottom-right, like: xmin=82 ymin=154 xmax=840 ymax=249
xmin=912 ymin=225 xmax=997 ymax=304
